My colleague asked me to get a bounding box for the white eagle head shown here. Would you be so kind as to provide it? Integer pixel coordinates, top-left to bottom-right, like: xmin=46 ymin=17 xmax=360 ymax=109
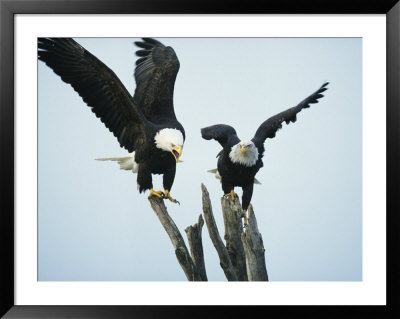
xmin=154 ymin=128 xmax=184 ymax=162
xmin=229 ymin=140 xmax=258 ymax=167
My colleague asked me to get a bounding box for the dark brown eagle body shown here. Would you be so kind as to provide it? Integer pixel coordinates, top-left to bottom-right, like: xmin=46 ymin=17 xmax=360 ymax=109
xmin=38 ymin=38 xmax=185 ymax=197
xmin=202 ymin=82 xmax=329 ymax=212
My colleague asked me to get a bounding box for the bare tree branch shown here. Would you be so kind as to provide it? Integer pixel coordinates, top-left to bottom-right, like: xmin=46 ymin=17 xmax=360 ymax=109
xmin=221 ymin=196 xmax=248 ymax=281
xmin=148 ymin=185 xmax=268 ymax=282
xmin=201 ymin=184 xmax=238 ymax=281
xmin=241 ymin=205 xmax=269 ymax=281
xmin=185 ymin=215 xmax=208 ymax=281
xmin=148 ymin=197 xmax=202 ymax=281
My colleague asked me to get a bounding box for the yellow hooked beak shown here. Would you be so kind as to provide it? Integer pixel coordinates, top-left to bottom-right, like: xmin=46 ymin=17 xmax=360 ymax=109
xmin=172 ymin=145 xmax=182 ymax=163
xmin=240 ymin=145 xmax=246 ymax=155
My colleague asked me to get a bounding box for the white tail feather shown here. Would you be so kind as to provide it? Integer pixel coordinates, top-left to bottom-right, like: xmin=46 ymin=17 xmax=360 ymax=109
xmin=96 ymin=152 xmax=138 ymax=173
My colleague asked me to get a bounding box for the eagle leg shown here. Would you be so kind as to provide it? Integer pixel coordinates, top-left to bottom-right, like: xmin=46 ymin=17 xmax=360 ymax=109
xmin=148 ymin=188 xmax=163 ymax=199
xmin=224 ymin=190 xmax=238 ymax=201
xmin=241 ymin=209 xmax=248 ymax=228
xmin=163 ymin=189 xmax=180 ymax=205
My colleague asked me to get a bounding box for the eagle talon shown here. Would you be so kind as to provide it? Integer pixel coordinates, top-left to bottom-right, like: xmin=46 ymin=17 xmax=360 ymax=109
xmin=163 ymin=190 xmax=180 ymax=205
xmin=224 ymin=190 xmax=238 ymax=201
xmin=148 ymin=188 xmax=163 ymax=199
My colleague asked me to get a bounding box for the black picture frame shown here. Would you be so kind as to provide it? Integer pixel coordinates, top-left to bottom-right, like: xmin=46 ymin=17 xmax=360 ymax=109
xmin=1 ymin=0 xmax=399 ymax=318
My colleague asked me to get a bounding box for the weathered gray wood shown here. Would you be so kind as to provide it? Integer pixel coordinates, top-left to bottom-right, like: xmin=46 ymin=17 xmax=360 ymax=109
xmin=185 ymin=214 xmax=208 ymax=281
xmin=148 ymin=197 xmax=203 ymax=281
xmin=221 ymin=196 xmax=248 ymax=281
xmin=201 ymin=184 xmax=238 ymax=281
xmin=241 ymin=205 xmax=269 ymax=281
xmin=148 ymin=185 xmax=268 ymax=282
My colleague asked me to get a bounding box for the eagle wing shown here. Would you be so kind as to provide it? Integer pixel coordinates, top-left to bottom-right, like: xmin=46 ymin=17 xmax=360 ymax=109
xmin=133 ymin=38 xmax=180 ymax=123
xmin=252 ymin=82 xmax=329 ymax=146
xmin=201 ymin=124 xmax=240 ymax=148
xmin=38 ymin=38 xmax=153 ymax=154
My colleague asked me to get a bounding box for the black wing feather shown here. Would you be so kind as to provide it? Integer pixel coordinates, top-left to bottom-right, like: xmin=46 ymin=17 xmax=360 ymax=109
xmin=252 ymin=82 xmax=329 ymax=145
xmin=201 ymin=124 xmax=240 ymax=148
xmin=133 ymin=38 xmax=180 ymax=123
xmin=38 ymin=37 xmax=153 ymax=153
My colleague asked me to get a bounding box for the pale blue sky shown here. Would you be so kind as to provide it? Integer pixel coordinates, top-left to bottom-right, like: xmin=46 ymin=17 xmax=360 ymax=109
xmin=38 ymin=37 xmax=362 ymax=281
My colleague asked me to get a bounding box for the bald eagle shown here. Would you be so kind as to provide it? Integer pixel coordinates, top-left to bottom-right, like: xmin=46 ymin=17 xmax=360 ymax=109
xmin=38 ymin=38 xmax=184 ymax=203
xmin=201 ymin=82 xmax=329 ymax=225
